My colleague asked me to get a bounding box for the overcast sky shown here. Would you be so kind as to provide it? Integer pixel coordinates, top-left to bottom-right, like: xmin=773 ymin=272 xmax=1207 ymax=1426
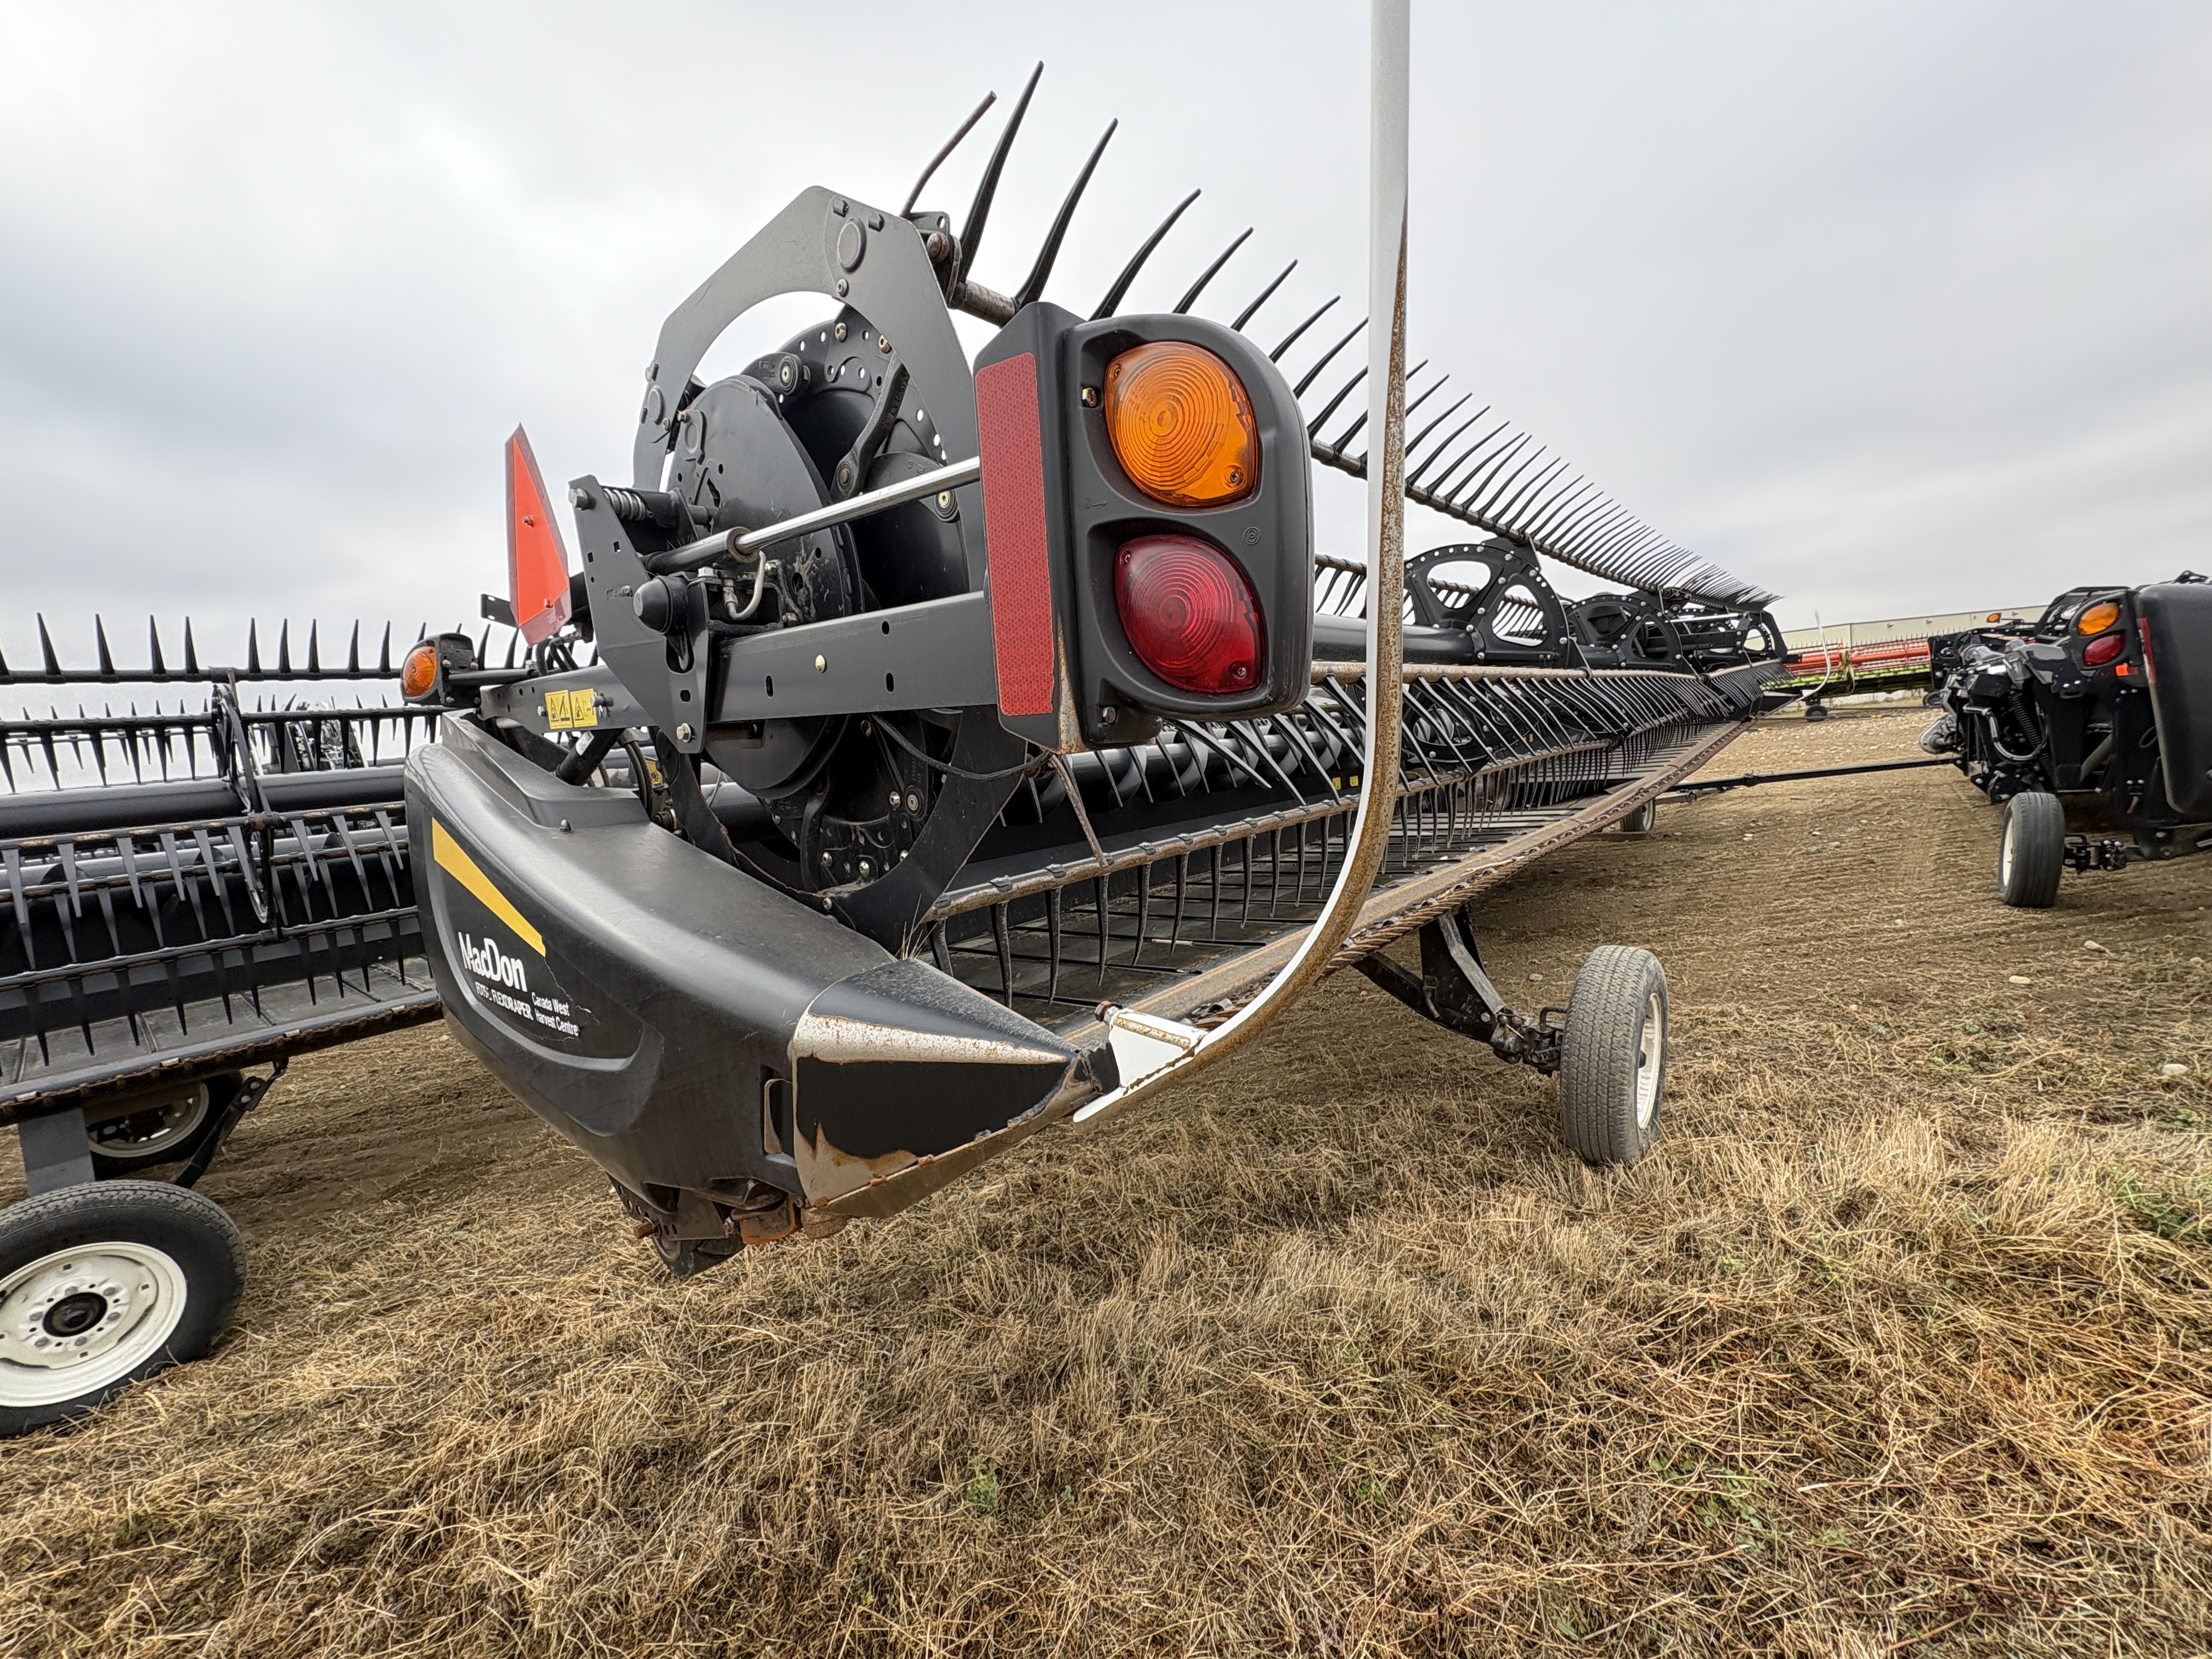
xmin=4 ymin=1 xmax=2208 ymax=678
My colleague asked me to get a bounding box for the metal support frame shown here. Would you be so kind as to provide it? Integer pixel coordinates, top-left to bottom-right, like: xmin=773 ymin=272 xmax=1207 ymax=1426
xmin=647 ymin=456 xmax=981 ymax=577
xmin=2066 ymin=832 xmax=2211 ymax=873
xmin=174 ymin=1058 xmax=286 ymax=1189
xmin=1660 ymin=755 xmax=1952 ymax=799
xmin=16 ymin=1102 xmax=94 ymax=1195
xmin=1352 ymin=909 xmax=1563 ymax=1073
xmin=11 ymin=1057 xmax=288 ymax=1196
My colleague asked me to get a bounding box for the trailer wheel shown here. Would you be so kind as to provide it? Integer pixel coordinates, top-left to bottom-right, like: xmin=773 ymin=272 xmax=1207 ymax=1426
xmin=0 ymin=1182 xmax=245 ymax=1436
xmin=1619 ymin=799 xmax=1658 ymax=834
xmin=84 ymin=1075 xmax=238 ymax=1178
xmin=1560 ymin=946 xmax=1668 ymax=1167
xmin=1997 ymin=792 xmax=2065 ymax=909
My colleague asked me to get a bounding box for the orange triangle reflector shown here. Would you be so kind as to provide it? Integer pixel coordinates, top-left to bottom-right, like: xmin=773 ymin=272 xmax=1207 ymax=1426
xmin=505 ymin=426 xmax=573 ymax=647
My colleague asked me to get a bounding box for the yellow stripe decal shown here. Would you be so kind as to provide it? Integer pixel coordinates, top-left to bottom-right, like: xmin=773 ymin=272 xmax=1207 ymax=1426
xmin=432 ymin=821 xmax=544 ymax=956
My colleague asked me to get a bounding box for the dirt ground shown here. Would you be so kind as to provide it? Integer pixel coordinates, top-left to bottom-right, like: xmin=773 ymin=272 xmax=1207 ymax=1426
xmin=3 ymin=709 xmax=2208 ymax=1657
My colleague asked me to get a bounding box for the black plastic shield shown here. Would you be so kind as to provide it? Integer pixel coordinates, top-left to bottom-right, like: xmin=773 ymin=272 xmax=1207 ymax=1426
xmin=407 ymin=719 xmax=1094 ymax=1220
xmin=2138 ymin=582 xmax=2212 ymax=820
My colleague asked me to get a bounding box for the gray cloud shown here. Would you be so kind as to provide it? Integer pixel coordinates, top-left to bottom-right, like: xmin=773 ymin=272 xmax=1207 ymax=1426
xmin=4 ymin=0 xmax=2208 ymax=680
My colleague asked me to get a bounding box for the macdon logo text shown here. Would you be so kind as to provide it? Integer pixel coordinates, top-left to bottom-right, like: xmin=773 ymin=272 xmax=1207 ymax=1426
xmin=458 ymin=932 xmax=528 ymax=992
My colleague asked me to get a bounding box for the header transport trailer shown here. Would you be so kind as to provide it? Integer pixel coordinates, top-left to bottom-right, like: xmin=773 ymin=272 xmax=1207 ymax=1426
xmin=0 ymin=31 xmax=1785 ymax=1433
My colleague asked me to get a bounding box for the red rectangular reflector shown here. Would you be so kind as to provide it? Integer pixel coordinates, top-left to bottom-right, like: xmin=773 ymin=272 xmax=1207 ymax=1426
xmin=974 ymin=352 xmax=1057 ymax=718
xmin=506 ymin=426 xmax=573 ymax=648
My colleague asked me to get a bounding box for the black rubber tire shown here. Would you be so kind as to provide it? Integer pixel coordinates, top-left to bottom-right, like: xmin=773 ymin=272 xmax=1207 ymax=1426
xmin=1560 ymin=946 xmax=1668 ymax=1167
xmin=85 ymin=1074 xmax=239 ymax=1178
xmin=1620 ymin=800 xmax=1658 ymax=835
xmin=0 ymin=1181 xmax=245 ymax=1436
xmin=1997 ymin=791 xmax=2065 ymax=909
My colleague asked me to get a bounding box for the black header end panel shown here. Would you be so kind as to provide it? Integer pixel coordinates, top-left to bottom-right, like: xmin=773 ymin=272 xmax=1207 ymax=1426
xmin=2138 ymin=582 xmax=2212 ymax=820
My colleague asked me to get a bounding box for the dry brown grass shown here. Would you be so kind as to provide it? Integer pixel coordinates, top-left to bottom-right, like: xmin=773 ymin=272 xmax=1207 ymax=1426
xmin=3 ymin=711 xmax=2209 ymax=1657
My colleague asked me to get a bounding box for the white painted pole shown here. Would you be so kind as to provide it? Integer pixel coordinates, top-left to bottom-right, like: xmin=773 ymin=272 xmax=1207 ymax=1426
xmin=1074 ymin=0 xmax=1410 ymax=1128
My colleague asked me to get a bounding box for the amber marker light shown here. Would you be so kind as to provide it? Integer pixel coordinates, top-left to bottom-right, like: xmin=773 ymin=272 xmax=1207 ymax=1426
xmin=2076 ymin=599 xmax=2121 ymax=636
xmin=400 ymin=640 xmax=441 ymax=702
xmin=1103 ymin=341 xmax=1257 ymax=508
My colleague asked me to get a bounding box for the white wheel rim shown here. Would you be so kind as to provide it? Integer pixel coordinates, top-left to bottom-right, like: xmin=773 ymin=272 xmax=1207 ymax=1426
xmin=0 ymin=1242 xmax=189 ymax=1409
xmin=2000 ymin=815 xmax=2016 ymax=886
xmin=1634 ymin=992 xmax=1664 ymax=1128
xmin=87 ymin=1084 xmax=210 ymax=1163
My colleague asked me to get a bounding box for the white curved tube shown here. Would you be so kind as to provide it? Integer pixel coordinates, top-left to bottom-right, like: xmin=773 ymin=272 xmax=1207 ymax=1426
xmin=1075 ymin=0 xmax=1411 ymax=1130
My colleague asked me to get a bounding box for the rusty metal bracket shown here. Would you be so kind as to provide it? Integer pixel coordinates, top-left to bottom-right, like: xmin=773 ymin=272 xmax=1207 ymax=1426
xmin=172 ymin=1057 xmax=287 ymax=1190
xmin=1353 ymin=909 xmax=1562 ymax=1074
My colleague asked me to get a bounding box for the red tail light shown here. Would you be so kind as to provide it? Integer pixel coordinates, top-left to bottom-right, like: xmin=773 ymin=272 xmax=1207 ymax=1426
xmin=2083 ymin=631 xmax=2125 ymax=668
xmin=1114 ymin=533 xmax=1264 ymax=694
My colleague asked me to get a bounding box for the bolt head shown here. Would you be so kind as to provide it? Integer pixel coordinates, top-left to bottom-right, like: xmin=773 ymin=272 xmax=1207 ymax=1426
xmin=675 ymin=723 xmax=695 ymax=743
xmin=568 ymin=486 xmax=591 ymax=509
xmin=834 ymin=278 xmax=849 ymax=298
xmin=834 ymin=321 xmax=848 ymax=342
xmin=814 ymin=654 xmax=827 ymax=673
xmin=878 ymin=335 xmax=893 ymax=354
xmin=1080 ymin=386 xmax=1099 ymax=408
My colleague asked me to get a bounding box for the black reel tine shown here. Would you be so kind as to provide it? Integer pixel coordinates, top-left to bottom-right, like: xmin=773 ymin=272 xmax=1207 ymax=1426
xmin=1011 ymin=118 xmax=1117 ymax=311
xmin=1092 ymin=187 xmax=1200 ymax=320
xmin=1172 ymin=226 xmax=1251 ymax=315
xmin=1229 ymin=260 xmax=1296 ymax=332
xmin=1291 ymin=317 xmax=1365 ymax=397
xmin=901 ymin=87 xmax=998 ymax=219
xmin=1268 ymin=295 xmax=1338 ymax=364
xmin=957 ymin=60 xmax=1043 ymax=279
